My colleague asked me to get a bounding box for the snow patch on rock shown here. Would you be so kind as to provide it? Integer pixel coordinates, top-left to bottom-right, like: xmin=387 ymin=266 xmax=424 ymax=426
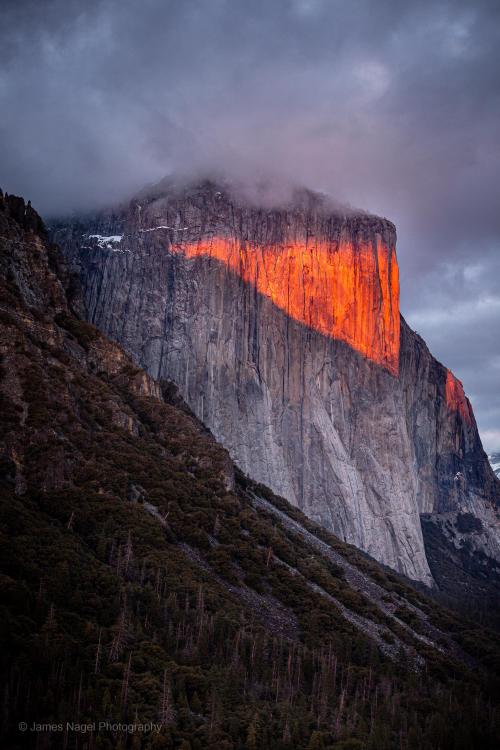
xmin=489 ymin=453 xmax=500 ymax=478
xmin=85 ymin=234 xmax=125 ymax=251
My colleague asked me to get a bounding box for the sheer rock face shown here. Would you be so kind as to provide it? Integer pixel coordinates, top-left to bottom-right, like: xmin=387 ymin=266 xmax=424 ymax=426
xmin=53 ymin=181 xmax=500 ymax=585
xmin=399 ymin=319 xmax=500 ymax=586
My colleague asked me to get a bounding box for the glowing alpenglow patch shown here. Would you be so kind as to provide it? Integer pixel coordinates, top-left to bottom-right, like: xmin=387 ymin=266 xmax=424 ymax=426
xmin=169 ymin=236 xmax=401 ymax=374
xmin=445 ymin=369 xmax=472 ymax=425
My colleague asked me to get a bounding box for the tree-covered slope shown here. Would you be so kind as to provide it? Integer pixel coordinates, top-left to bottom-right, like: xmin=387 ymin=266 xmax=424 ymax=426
xmin=1 ymin=190 xmax=499 ymax=749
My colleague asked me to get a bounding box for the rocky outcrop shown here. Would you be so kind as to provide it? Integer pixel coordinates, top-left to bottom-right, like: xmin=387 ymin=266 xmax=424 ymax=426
xmin=52 ymin=180 xmax=500 ymax=587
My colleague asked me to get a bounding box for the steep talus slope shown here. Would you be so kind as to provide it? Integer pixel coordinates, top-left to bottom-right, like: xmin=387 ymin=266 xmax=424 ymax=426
xmin=53 ymin=180 xmax=500 ymax=591
xmin=2 ymin=192 xmax=500 ymax=748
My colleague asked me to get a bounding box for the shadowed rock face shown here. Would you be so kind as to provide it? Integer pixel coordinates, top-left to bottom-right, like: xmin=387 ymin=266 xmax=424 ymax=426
xmin=52 ymin=180 xmax=500 ymax=586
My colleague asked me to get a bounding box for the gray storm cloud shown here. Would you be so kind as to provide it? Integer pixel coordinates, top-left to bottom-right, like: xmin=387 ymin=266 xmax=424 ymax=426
xmin=1 ymin=0 xmax=499 ymax=449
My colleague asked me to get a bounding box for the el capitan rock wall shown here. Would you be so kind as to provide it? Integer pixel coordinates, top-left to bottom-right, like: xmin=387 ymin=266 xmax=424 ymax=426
xmin=53 ymin=181 xmax=500 ymax=585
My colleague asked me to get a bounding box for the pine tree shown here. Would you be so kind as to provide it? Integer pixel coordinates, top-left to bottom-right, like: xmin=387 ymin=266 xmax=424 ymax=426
xmin=190 ymin=691 xmax=202 ymax=715
xmin=307 ymin=730 xmax=325 ymax=750
xmin=246 ymin=713 xmax=260 ymax=750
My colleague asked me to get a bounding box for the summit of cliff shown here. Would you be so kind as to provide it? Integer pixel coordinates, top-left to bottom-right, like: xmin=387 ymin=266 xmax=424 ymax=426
xmin=56 ymin=177 xmax=400 ymax=372
xmin=135 ymin=175 xmax=396 ymax=225
xmin=130 ymin=176 xmax=397 ymax=240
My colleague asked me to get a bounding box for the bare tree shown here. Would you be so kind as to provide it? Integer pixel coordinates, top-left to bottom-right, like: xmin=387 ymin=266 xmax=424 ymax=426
xmin=159 ymin=670 xmax=175 ymax=726
xmin=124 ymin=532 xmax=133 ymax=576
xmin=120 ymin=652 xmax=132 ymax=708
xmin=94 ymin=628 xmax=102 ymax=674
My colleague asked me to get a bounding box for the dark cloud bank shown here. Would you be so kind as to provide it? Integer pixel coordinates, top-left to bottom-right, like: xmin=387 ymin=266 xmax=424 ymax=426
xmin=1 ymin=0 xmax=499 ymax=449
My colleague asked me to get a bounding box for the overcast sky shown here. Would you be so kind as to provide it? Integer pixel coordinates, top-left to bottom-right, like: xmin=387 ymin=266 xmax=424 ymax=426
xmin=1 ymin=0 xmax=499 ymax=451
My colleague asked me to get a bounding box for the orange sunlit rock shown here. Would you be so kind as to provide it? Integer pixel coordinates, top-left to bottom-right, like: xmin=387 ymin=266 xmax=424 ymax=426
xmin=171 ymin=236 xmax=400 ymax=374
xmin=445 ymin=370 xmax=472 ymax=425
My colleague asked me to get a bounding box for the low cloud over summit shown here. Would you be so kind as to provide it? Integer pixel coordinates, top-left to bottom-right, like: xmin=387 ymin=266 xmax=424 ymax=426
xmin=1 ymin=0 xmax=499 ymax=447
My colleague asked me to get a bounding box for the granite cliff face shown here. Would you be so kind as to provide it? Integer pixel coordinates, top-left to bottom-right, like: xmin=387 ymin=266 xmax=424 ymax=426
xmin=53 ymin=180 xmax=500 ymax=588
